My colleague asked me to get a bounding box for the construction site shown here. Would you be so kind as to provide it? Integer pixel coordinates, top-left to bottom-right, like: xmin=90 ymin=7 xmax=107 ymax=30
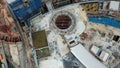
xmin=0 ymin=0 xmax=120 ymax=68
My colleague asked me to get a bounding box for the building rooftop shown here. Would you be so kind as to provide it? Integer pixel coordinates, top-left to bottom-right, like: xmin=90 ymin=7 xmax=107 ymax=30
xmin=109 ymin=1 xmax=120 ymax=11
xmin=71 ymin=44 xmax=107 ymax=68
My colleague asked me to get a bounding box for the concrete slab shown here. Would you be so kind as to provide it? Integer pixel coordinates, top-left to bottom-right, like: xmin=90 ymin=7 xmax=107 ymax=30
xmin=9 ymin=43 xmax=20 ymax=65
xmin=39 ymin=58 xmax=64 ymax=68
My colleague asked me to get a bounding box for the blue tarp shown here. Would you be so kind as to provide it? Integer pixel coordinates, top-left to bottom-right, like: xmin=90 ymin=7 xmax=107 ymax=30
xmin=9 ymin=0 xmax=42 ymax=21
xmin=9 ymin=0 xmax=23 ymax=8
xmin=89 ymin=17 xmax=120 ymax=28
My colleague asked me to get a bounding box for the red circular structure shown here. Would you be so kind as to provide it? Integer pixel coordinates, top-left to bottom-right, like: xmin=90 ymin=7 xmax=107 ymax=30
xmin=51 ymin=11 xmax=76 ymax=35
xmin=55 ymin=15 xmax=72 ymax=29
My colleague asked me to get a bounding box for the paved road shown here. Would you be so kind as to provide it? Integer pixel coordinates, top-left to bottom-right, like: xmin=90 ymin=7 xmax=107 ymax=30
xmin=15 ymin=21 xmax=33 ymax=68
xmin=8 ymin=5 xmax=33 ymax=68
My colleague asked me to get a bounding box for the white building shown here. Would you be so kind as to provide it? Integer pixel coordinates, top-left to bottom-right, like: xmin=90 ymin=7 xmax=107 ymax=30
xmin=71 ymin=44 xmax=107 ymax=68
xmin=109 ymin=1 xmax=120 ymax=11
